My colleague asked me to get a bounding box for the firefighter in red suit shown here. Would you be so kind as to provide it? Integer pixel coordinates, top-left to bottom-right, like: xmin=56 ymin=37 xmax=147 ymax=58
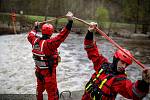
xmin=82 ymin=22 xmax=150 ymax=100
xmin=27 ymin=12 xmax=73 ymax=100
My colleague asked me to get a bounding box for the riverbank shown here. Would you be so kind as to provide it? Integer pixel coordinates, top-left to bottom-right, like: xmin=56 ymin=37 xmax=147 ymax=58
xmin=1 ymin=12 xmax=150 ymax=39
xmin=0 ymin=13 xmax=33 ymax=35
xmin=0 ymin=12 xmax=87 ymax=35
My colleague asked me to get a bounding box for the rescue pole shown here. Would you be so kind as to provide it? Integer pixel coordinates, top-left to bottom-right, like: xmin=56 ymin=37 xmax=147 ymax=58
xmin=73 ymin=16 xmax=146 ymax=70
xmin=31 ymin=16 xmax=65 ymax=33
xmin=38 ymin=16 xmax=65 ymax=24
xmin=30 ymin=16 xmax=66 ymax=38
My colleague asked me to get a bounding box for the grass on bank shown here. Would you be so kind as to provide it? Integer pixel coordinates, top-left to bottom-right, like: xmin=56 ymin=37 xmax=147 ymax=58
xmin=0 ymin=12 xmax=139 ymax=30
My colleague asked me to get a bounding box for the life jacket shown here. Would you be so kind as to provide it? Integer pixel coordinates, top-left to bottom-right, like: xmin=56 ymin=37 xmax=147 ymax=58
xmin=85 ymin=63 xmax=126 ymax=100
xmin=32 ymin=38 xmax=59 ymax=74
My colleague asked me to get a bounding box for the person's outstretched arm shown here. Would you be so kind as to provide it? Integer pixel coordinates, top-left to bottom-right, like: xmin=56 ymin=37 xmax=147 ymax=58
xmin=111 ymin=68 xmax=150 ymax=99
xmin=47 ymin=12 xmax=73 ymax=50
xmin=27 ymin=21 xmax=40 ymax=45
xmin=84 ymin=22 xmax=108 ymax=71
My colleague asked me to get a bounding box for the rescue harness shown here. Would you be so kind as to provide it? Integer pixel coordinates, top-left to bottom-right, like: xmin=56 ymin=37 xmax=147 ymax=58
xmin=85 ymin=63 xmax=126 ymax=100
xmin=32 ymin=38 xmax=59 ymax=72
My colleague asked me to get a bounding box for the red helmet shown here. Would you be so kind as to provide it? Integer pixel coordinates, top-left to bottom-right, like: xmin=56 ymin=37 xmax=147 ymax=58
xmin=114 ymin=49 xmax=132 ymax=65
xmin=42 ymin=24 xmax=54 ymax=35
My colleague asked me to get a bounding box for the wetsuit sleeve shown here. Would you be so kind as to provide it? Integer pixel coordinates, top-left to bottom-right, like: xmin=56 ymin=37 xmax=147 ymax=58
xmin=84 ymin=30 xmax=108 ymax=71
xmin=112 ymin=77 xmax=149 ymax=99
xmin=27 ymin=30 xmax=38 ymax=45
xmin=47 ymin=20 xmax=73 ymax=50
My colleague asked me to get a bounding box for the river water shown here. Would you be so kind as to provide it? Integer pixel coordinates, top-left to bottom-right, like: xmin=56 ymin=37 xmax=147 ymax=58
xmin=0 ymin=32 xmax=150 ymax=99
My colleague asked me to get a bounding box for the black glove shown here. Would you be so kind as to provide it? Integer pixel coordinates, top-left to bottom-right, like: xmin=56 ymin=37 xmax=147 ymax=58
xmin=34 ymin=21 xmax=39 ymax=32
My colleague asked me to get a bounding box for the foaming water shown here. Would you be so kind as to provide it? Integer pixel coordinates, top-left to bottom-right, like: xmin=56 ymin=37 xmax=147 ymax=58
xmin=0 ymin=33 xmax=149 ymax=99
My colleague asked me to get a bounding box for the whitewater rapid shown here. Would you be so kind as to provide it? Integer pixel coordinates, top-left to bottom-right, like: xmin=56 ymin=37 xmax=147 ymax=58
xmin=0 ymin=33 xmax=149 ymax=99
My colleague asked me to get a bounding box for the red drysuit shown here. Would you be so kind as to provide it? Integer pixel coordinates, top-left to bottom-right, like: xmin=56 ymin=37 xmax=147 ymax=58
xmin=82 ymin=31 xmax=149 ymax=100
xmin=28 ymin=20 xmax=73 ymax=100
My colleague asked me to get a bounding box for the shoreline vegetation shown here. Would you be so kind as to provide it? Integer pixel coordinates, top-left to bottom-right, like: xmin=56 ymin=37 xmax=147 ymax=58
xmin=0 ymin=13 xmax=149 ymax=39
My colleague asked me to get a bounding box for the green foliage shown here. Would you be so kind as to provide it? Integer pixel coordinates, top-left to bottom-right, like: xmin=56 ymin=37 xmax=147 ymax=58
xmin=95 ymin=7 xmax=110 ymax=28
xmin=0 ymin=12 xmax=138 ymax=31
xmin=122 ymin=0 xmax=149 ymax=22
xmin=96 ymin=7 xmax=109 ymax=22
xmin=0 ymin=13 xmax=11 ymax=23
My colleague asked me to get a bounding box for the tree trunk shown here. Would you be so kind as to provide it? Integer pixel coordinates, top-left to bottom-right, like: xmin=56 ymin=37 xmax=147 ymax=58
xmin=134 ymin=0 xmax=140 ymax=33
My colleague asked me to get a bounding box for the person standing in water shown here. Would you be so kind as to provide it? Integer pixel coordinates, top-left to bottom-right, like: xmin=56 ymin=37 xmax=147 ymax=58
xmin=82 ymin=22 xmax=150 ymax=100
xmin=27 ymin=12 xmax=73 ymax=100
